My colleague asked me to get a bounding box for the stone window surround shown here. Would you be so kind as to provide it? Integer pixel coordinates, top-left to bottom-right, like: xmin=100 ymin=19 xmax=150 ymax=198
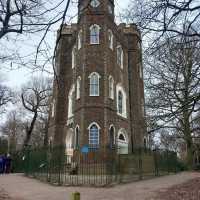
xmin=88 ymin=72 xmax=101 ymax=96
xmin=78 ymin=29 xmax=82 ymax=50
xmin=72 ymin=46 xmax=76 ymax=69
xmin=116 ymin=45 xmax=124 ymax=69
xmin=90 ymin=24 xmax=101 ymax=45
xmin=88 ymin=122 xmax=101 ymax=147
xmin=76 ymin=76 xmax=81 ymax=99
xmin=90 ymin=0 xmax=100 ymax=8
xmin=108 ymin=75 xmax=114 ymax=99
xmin=116 ymin=83 xmax=127 ymax=118
xmin=68 ymin=84 xmax=75 ymax=119
xmin=108 ymin=29 xmax=113 ymax=50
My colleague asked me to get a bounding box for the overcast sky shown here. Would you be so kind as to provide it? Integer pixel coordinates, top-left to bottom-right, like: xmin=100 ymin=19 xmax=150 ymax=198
xmin=3 ymin=0 xmax=130 ymax=89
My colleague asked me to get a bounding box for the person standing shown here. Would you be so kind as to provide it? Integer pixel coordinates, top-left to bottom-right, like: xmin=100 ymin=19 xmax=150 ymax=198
xmin=0 ymin=155 xmax=3 ymax=174
xmin=5 ymin=154 xmax=12 ymax=173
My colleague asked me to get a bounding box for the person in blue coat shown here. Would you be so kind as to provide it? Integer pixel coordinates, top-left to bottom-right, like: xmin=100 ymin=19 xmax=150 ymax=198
xmin=0 ymin=155 xmax=3 ymax=174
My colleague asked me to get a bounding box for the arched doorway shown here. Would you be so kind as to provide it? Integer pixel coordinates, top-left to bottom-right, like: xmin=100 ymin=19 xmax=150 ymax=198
xmin=117 ymin=129 xmax=128 ymax=154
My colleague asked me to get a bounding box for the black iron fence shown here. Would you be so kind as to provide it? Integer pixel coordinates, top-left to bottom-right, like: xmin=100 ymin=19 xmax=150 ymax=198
xmin=11 ymin=146 xmax=182 ymax=186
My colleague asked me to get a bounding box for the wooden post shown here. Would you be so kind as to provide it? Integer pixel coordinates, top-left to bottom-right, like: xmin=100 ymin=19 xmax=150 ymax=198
xmin=71 ymin=192 xmax=80 ymax=200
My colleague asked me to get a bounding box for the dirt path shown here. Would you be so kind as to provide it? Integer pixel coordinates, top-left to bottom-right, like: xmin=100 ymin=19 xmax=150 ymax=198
xmin=0 ymin=172 xmax=200 ymax=200
xmin=154 ymin=177 xmax=200 ymax=200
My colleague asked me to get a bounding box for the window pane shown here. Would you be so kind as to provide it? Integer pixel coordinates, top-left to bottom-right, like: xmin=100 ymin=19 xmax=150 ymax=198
xmin=90 ymin=25 xmax=99 ymax=44
xmin=90 ymin=74 xmax=99 ymax=96
xmin=118 ymin=91 xmax=123 ymax=114
xmin=89 ymin=125 xmax=99 ymax=147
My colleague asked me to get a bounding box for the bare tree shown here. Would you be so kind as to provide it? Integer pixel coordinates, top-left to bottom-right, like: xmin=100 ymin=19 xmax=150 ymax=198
xmin=0 ymin=0 xmax=73 ymax=74
xmin=0 ymin=75 xmax=13 ymax=114
xmin=125 ymin=0 xmax=200 ymax=39
xmin=0 ymin=0 xmax=73 ymax=40
xmin=0 ymin=110 xmax=25 ymax=151
xmin=0 ymin=136 xmax=8 ymax=154
xmin=21 ymin=76 xmax=52 ymax=147
xmin=145 ymin=34 xmax=200 ymax=167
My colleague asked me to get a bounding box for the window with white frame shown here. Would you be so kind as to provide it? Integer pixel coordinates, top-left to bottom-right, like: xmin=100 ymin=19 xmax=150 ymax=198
xmin=90 ymin=24 xmax=100 ymax=44
xmin=88 ymin=122 xmax=100 ymax=148
xmin=108 ymin=29 xmax=113 ymax=49
xmin=72 ymin=46 xmax=76 ymax=69
xmin=116 ymin=84 xmax=127 ymax=118
xmin=76 ymin=76 xmax=81 ymax=99
xmin=78 ymin=29 xmax=82 ymax=50
xmin=68 ymin=85 xmax=75 ymax=119
xmin=89 ymin=72 xmax=100 ymax=96
xmin=109 ymin=76 xmax=114 ymax=99
xmin=90 ymin=0 xmax=100 ymax=7
xmin=117 ymin=45 xmax=123 ymax=69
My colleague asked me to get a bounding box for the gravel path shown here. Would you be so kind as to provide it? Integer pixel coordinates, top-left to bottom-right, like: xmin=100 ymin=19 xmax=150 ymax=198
xmin=154 ymin=177 xmax=200 ymax=200
xmin=0 ymin=188 xmax=11 ymax=200
xmin=0 ymin=172 xmax=199 ymax=200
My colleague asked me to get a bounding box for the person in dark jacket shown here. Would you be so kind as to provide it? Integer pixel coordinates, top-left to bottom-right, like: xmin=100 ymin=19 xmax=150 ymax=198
xmin=0 ymin=155 xmax=3 ymax=174
xmin=5 ymin=154 xmax=12 ymax=173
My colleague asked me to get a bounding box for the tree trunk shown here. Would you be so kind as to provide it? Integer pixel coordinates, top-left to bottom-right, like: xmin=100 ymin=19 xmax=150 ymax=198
xmin=43 ymin=117 xmax=49 ymax=147
xmin=23 ymin=112 xmax=38 ymax=148
xmin=183 ymin=110 xmax=194 ymax=168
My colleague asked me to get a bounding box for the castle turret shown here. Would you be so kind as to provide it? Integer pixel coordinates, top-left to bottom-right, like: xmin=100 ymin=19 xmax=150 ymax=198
xmin=48 ymin=0 xmax=146 ymax=155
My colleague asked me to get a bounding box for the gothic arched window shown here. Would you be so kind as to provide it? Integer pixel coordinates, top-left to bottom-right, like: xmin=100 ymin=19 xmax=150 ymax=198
xmin=68 ymin=85 xmax=75 ymax=119
xmin=78 ymin=29 xmax=82 ymax=50
xmin=108 ymin=29 xmax=113 ymax=50
xmin=88 ymin=122 xmax=100 ymax=148
xmin=109 ymin=125 xmax=115 ymax=148
xmin=76 ymin=76 xmax=81 ymax=99
xmin=117 ymin=129 xmax=128 ymax=154
xmin=72 ymin=46 xmax=76 ymax=69
xmin=90 ymin=24 xmax=100 ymax=44
xmin=90 ymin=0 xmax=100 ymax=7
xmin=117 ymin=45 xmax=123 ymax=69
xmin=109 ymin=75 xmax=114 ymax=99
xmin=116 ymin=84 xmax=127 ymax=118
xmin=89 ymin=72 xmax=100 ymax=96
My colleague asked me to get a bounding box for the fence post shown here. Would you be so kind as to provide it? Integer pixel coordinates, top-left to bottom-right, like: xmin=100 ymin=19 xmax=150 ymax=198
xmin=118 ymin=154 xmax=121 ymax=183
xmin=58 ymin=145 xmax=65 ymax=185
xmin=71 ymin=192 xmax=80 ymax=200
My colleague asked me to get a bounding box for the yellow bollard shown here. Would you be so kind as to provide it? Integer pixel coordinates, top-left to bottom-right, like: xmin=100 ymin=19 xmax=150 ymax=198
xmin=71 ymin=192 xmax=80 ymax=200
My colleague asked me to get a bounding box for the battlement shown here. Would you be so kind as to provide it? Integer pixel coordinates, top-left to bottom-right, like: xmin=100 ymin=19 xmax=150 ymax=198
xmin=59 ymin=23 xmax=77 ymax=35
xmin=118 ymin=23 xmax=141 ymax=38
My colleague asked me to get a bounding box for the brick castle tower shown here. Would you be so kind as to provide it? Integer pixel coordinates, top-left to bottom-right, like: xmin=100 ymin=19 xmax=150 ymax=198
xmin=48 ymin=0 xmax=146 ymax=155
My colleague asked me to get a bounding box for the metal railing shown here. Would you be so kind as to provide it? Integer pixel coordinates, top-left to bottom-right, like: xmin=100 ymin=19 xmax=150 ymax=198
xmin=11 ymin=146 xmax=182 ymax=186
